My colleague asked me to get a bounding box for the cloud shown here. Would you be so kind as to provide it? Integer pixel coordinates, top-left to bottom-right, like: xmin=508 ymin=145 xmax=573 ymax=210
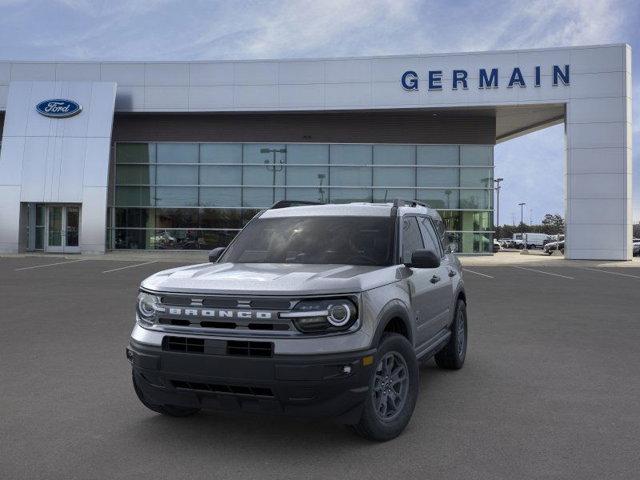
xmin=0 ymin=0 xmax=637 ymax=221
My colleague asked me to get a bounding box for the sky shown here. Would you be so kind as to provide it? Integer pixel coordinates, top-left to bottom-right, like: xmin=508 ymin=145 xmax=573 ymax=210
xmin=0 ymin=0 xmax=638 ymax=225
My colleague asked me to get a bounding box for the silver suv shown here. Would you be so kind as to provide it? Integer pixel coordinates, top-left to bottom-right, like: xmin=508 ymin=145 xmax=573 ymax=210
xmin=127 ymin=200 xmax=468 ymax=441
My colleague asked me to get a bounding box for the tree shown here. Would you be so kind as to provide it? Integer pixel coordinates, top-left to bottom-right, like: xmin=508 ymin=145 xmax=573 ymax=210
xmin=541 ymin=214 xmax=564 ymax=230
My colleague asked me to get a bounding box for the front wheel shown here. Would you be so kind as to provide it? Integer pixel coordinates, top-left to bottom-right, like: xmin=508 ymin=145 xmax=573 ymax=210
xmin=352 ymin=333 xmax=419 ymax=442
xmin=435 ymin=299 xmax=467 ymax=370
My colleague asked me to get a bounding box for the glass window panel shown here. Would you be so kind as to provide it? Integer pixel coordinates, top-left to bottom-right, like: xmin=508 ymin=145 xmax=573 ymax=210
xmin=243 ymin=144 xmax=286 ymax=185
xmin=156 ymin=165 xmax=198 ymax=185
xmin=416 ymin=189 xmax=459 ymax=209
xmin=330 ymin=166 xmax=371 ymax=187
xmin=331 ymin=188 xmax=372 ymax=203
xmin=116 ymin=143 xmax=155 ymax=164
xmin=200 ymin=144 xmax=242 ymax=164
xmin=287 ymin=144 xmax=329 ymax=165
xmin=157 ymin=143 xmax=199 ymax=164
xmin=287 ymin=165 xmax=329 ymax=187
xmin=460 ymin=211 xmax=493 ymax=231
xmin=373 ymin=145 xmax=414 ymax=188
xmin=116 ymin=165 xmax=155 ymax=185
xmin=373 ymin=188 xmax=415 ymax=203
xmin=373 ymin=167 xmax=414 ymax=187
xmin=461 ymin=145 xmax=493 ymax=165
xmin=115 ymin=186 xmax=154 ymax=207
xmin=199 ymin=187 xmax=242 ymax=207
xmin=154 ymin=209 xmax=199 ymax=229
xmin=438 ymin=210 xmax=461 ymax=231
xmin=373 ymin=145 xmax=415 ymax=165
xmin=460 ymin=168 xmax=493 ymax=188
xmin=199 ymin=209 xmax=244 ymax=229
xmin=116 ymin=229 xmax=238 ymax=250
xmin=115 ymin=208 xmax=154 ymax=228
xmin=199 ymin=165 xmax=241 ymax=185
xmin=243 ymin=187 xmax=284 ymax=208
xmin=417 ymin=145 xmax=459 ymax=165
xmin=460 ymin=189 xmax=492 ymax=209
xmin=459 ymin=232 xmax=492 ymax=253
xmin=417 ymin=167 xmax=458 ymax=187
xmin=113 ymin=228 xmax=151 ymax=249
xmin=285 ymin=187 xmax=327 ymax=203
xmin=330 ymin=144 xmax=371 ymax=165
xmin=155 ymin=187 xmax=198 ymax=207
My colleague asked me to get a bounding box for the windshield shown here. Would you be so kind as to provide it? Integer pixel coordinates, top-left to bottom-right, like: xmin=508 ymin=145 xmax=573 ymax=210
xmin=220 ymin=216 xmax=395 ymax=266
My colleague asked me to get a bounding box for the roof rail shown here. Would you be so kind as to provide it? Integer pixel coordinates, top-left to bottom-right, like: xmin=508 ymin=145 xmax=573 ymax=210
xmin=391 ymin=199 xmax=430 ymax=209
xmin=270 ymin=200 xmax=324 ymax=209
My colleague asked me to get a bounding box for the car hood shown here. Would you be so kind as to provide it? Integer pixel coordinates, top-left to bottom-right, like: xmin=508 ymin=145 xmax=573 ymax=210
xmin=140 ymin=262 xmax=399 ymax=296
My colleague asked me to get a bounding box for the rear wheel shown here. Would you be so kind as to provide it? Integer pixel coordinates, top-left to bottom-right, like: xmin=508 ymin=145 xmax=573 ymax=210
xmin=352 ymin=333 xmax=419 ymax=441
xmin=132 ymin=371 xmax=200 ymax=417
xmin=435 ymin=299 xmax=467 ymax=370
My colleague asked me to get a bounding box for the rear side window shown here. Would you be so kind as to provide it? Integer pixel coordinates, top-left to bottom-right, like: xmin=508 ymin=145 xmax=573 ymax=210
xmin=419 ymin=217 xmax=443 ymax=257
xmin=401 ymin=217 xmax=424 ymax=264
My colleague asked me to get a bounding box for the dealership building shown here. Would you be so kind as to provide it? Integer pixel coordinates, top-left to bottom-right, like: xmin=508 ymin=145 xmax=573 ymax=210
xmin=0 ymin=44 xmax=633 ymax=259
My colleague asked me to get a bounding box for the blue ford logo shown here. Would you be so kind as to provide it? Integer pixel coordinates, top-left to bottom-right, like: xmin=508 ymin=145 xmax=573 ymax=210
xmin=36 ymin=99 xmax=82 ymax=118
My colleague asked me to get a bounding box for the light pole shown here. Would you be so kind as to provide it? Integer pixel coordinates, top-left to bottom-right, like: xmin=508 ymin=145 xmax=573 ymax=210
xmin=518 ymin=202 xmax=527 ymax=252
xmin=518 ymin=202 xmax=526 ymax=226
xmin=261 ymin=147 xmax=287 ymax=203
xmin=494 ymin=178 xmax=503 ymax=227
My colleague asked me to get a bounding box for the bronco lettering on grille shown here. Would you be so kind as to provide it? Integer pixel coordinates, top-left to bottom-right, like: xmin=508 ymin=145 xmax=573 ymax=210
xmin=163 ymin=307 xmax=273 ymax=320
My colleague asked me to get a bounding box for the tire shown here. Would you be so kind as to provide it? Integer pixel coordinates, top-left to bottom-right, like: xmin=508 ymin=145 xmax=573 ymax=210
xmin=352 ymin=333 xmax=419 ymax=442
xmin=435 ymin=299 xmax=467 ymax=370
xmin=132 ymin=371 xmax=200 ymax=417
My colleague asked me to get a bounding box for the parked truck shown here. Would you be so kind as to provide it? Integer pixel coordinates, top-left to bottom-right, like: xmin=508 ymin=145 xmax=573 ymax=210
xmin=512 ymin=232 xmax=553 ymax=249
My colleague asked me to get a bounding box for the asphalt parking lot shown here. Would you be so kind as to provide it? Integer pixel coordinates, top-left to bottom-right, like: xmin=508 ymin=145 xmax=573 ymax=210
xmin=1 ymin=256 xmax=640 ymax=480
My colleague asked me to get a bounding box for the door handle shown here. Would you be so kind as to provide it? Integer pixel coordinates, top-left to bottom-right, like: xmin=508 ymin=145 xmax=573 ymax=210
xmin=430 ymin=275 xmax=441 ymax=284
xmin=448 ymin=269 xmax=457 ymax=277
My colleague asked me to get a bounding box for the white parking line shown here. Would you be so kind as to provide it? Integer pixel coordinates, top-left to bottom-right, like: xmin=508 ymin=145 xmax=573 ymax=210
xmin=512 ymin=266 xmax=574 ymax=280
xmin=580 ymin=267 xmax=640 ymax=279
xmin=463 ymin=269 xmax=494 ymax=279
xmin=15 ymin=259 xmax=86 ymax=271
xmin=102 ymin=261 xmax=157 ymax=274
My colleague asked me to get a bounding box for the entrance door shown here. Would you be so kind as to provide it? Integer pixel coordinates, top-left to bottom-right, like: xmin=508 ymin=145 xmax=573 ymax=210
xmin=45 ymin=205 xmax=81 ymax=253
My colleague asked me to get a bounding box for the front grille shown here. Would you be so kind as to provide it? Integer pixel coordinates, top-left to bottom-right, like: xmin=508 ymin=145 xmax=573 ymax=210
xmin=226 ymin=340 xmax=273 ymax=357
xmin=158 ymin=318 xmax=289 ymax=331
xmin=171 ymin=380 xmax=274 ymax=397
xmin=163 ymin=336 xmax=204 ymax=353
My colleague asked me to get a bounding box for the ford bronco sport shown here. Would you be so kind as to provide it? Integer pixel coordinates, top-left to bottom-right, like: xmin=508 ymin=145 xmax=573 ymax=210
xmin=127 ymin=200 xmax=468 ymax=441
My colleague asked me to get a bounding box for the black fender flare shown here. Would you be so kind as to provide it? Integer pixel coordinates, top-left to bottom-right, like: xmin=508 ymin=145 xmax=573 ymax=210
xmin=370 ymin=299 xmax=414 ymax=348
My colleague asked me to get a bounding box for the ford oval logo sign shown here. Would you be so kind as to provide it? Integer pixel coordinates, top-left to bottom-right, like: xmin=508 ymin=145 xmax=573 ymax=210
xmin=36 ymin=99 xmax=82 ymax=118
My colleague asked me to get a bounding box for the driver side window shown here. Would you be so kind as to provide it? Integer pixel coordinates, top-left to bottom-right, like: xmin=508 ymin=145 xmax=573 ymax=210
xmin=401 ymin=217 xmax=424 ymax=264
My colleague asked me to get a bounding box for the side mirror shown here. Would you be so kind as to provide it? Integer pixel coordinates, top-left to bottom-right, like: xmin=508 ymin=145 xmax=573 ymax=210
xmin=208 ymin=247 xmax=226 ymax=263
xmin=406 ymin=249 xmax=440 ymax=269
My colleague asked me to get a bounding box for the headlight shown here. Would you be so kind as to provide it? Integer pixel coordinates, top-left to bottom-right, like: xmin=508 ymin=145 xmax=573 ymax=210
xmin=137 ymin=292 xmax=161 ymax=324
xmin=281 ymin=298 xmax=358 ymax=333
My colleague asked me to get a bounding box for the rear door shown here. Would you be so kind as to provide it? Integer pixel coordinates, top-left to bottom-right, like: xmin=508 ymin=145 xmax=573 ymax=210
xmin=418 ymin=216 xmax=454 ymax=332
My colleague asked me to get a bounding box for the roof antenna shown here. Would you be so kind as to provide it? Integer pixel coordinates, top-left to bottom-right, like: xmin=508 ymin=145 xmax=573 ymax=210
xmin=383 ymin=189 xmax=388 ymax=202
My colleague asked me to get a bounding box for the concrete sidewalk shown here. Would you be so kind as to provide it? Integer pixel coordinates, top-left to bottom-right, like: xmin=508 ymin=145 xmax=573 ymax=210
xmin=460 ymin=251 xmax=640 ymax=268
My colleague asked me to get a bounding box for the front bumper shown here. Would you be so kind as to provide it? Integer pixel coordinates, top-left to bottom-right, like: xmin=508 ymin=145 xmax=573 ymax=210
xmin=128 ymin=339 xmax=376 ymax=423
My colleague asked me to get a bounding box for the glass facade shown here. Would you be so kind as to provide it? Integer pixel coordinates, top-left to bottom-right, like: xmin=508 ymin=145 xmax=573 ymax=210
xmin=109 ymin=143 xmax=494 ymax=253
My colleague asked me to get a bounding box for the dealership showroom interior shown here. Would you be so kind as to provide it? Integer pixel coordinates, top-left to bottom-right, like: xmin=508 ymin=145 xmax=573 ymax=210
xmin=1 ymin=1 xmax=639 ymax=479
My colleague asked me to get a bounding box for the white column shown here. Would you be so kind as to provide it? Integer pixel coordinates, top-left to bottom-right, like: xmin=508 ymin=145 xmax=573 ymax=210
xmin=564 ymin=45 xmax=632 ymax=260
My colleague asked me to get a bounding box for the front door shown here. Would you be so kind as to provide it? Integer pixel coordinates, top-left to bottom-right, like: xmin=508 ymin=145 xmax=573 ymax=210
xmin=45 ymin=205 xmax=81 ymax=253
